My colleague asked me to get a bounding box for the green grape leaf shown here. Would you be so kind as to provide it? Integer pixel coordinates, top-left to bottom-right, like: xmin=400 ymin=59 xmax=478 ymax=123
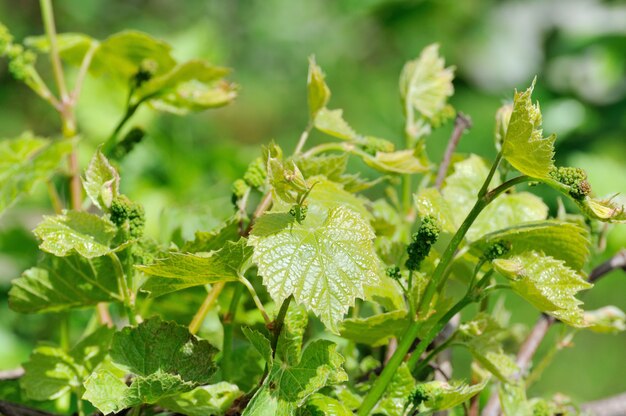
xmin=24 ymin=33 xmax=96 ymax=66
xmin=158 ymin=382 xmax=243 ymax=416
xmin=34 ymin=210 xmax=117 ymax=258
xmin=84 ymin=318 xmax=219 ymax=414
xmin=242 ymin=327 xmax=273 ymax=364
xmin=459 ymin=313 xmax=518 ymax=382
xmin=400 ymin=44 xmax=454 ymax=138
xmin=90 ymin=30 xmax=176 ymax=79
xmin=249 ymin=206 xmax=381 ymax=333
xmin=83 ymin=150 xmax=119 ymax=210
xmin=275 ymin=304 xmax=309 ymax=366
xmin=307 ymin=56 xmax=331 ymax=117
xmin=361 ymin=149 xmax=429 ymax=174
xmin=339 ymin=310 xmax=408 ymax=347
xmin=251 ymin=212 xmax=296 ymax=237
xmin=20 ymin=346 xmax=82 ymax=401
xmin=300 ymin=393 xmax=353 ymax=416
xmin=139 ymin=239 xmax=251 ymax=297
xmin=412 ymin=378 xmax=488 ymax=413
xmin=20 ymin=326 xmax=113 ymax=401
xmin=372 ymin=363 xmax=415 ymax=416
xmin=182 ymin=218 xmax=240 ymax=253
xmin=0 ymin=133 xmax=73 ymax=215
xmin=498 ymin=382 xmax=532 ymax=416
xmin=295 ymin=153 xmax=348 ymax=182
xmin=110 ymin=318 xmax=217 ymax=382
xmin=243 ymin=340 xmax=347 ymax=416
xmin=364 ymin=275 xmax=406 ymax=311
xmin=135 ymin=59 xmax=236 ymax=114
xmin=471 ymin=220 xmax=590 ymax=270
xmin=314 ymin=108 xmax=358 ymax=140
xmin=575 ymin=195 xmax=626 ymax=223
xmin=467 ymin=192 xmax=548 ymax=240
xmin=493 ymin=251 xmax=592 ymax=326
xmin=9 ymin=254 xmax=122 ymax=313
xmin=584 ymin=306 xmax=626 ymax=334
xmin=502 ymin=82 xmax=555 ymax=179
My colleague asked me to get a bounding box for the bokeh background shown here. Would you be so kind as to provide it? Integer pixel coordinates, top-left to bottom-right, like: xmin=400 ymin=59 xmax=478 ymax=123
xmin=1 ymin=0 xmax=625 ymax=405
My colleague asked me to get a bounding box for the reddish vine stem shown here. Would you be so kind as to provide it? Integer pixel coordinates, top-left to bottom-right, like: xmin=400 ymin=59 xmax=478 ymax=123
xmin=482 ymin=248 xmax=626 ymax=416
xmin=435 ymin=113 xmax=472 ymax=190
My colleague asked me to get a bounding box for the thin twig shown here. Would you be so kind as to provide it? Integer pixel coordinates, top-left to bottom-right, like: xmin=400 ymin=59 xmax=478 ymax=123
xmin=581 ymin=392 xmax=626 ymax=416
xmin=40 ymin=0 xmax=68 ymax=101
xmin=189 ymin=282 xmax=226 ymax=335
xmin=70 ymin=42 xmax=98 ymax=105
xmin=0 ymin=368 xmax=24 ymax=380
xmin=482 ymin=249 xmax=626 ymax=416
xmin=435 ymin=113 xmax=472 ymax=190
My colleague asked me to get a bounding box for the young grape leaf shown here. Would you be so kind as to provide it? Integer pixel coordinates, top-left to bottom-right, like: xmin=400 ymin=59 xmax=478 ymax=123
xmin=34 ymin=210 xmax=118 ymax=258
xmin=339 ymin=310 xmax=408 ymax=347
xmin=459 ymin=313 xmax=519 ymax=382
xmin=295 ymin=153 xmax=348 ymax=182
xmin=134 ymin=59 xmax=237 ymax=114
xmin=249 ymin=206 xmax=381 ymax=333
xmin=493 ymin=251 xmax=592 ymax=326
xmin=242 ymin=327 xmax=273 ymax=364
xmin=371 ymin=363 xmax=415 ymax=416
xmin=243 ymin=340 xmax=347 ymax=415
xmin=314 ymin=108 xmax=358 ymax=141
xmin=83 ymin=150 xmax=119 ymax=210
xmin=24 ymin=33 xmax=95 ymax=66
xmin=584 ymin=306 xmax=626 ymax=334
xmin=0 ymin=133 xmax=73 ymax=215
xmin=361 ymin=149 xmax=429 ymax=174
xmin=158 ymin=382 xmax=243 ymax=416
xmin=139 ymin=239 xmax=252 ymax=297
xmin=502 ymin=82 xmax=556 ymax=179
xmin=414 ymin=188 xmax=457 ymax=234
xmin=83 ymin=317 xmax=219 ymax=414
xmin=575 ymin=195 xmax=626 ymax=223
xmin=400 ymin=44 xmax=455 ymax=138
xmin=9 ymin=254 xmax=122 ymax=313
xmin=89 ymin=30 xmax=176 ymax=79
xmin=307 ymin=56 xmax=331 ymax=117
xmin=470 ymin=220 xmax=590 ymax=270
xmin=300 ymin=393 xmax=353 ymax=416
xmin=410 ymin=378 xmax=488 ymax=413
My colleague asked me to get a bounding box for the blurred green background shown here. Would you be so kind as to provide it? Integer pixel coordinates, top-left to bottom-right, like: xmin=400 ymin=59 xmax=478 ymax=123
xmin=1 ymin=0 xmax=625 ymax=405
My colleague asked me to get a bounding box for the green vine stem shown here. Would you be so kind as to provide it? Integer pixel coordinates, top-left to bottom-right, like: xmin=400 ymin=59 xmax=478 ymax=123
xmin=222 ymin=285 xmax=244 ymax=381
xmin=357 ymin=173 xmax=534 ymax=415
xmin=270 ymin=296 xmax=293 ymax=356
xmin=189 ymin=281 xmax=226 ymax=335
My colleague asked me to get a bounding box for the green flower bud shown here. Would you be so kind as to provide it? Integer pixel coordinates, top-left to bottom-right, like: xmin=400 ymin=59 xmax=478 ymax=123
xmin=406 ymin=216 xmax=440 ymax=271
xmin=549 ymin=166 xmax=592 ymax=200
xmin=362 ymin=136 xmax=395 ymax=155
xmin=483 ymin=240 xmax=510 ymax=261
xmin=110 ymin=195 xmax=145 ymax=239
xmin=231 ymin=178 xmax=249 ymax=199
xmin=386 ymin=266 xmax=401 ymax=280
xmin=243 ymin=157 xmax=267 ymax=188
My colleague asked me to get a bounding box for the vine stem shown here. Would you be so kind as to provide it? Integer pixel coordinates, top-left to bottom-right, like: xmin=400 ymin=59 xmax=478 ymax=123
xmin=239 ymin=276 xmax=271 ymax=325
xmin=270 ymin=296 xmax=292 ymax=356
xmin=293 ymin=122 xmax=313 ymax=155
xmin=189 ymin=282 xmax=226 ymax=335
xmin=357 ymin=172 xmax=534 ymax=415
xmin=40 ymin=0 xmax=68 ymax=101
xmin=222 ymin=285 xmax=244 ymax=381
xmin=435 ymin=113 xmax=472 ymax=190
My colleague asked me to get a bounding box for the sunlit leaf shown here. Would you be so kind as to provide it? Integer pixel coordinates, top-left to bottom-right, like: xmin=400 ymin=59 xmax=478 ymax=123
xmin=410 ymin=378 xmax=488 ymax=413
xmin=471 ymin=220 xmax=590 ymax=270
xmin=459 ymin=313 xmax=518 ymax=381
xmin=158 ymin=382 xmax=243 ymax=416
xmin=9 ymin=254 xmax=122 ymax=313
xmin=307 ymin=56 xmax=331 ymax=117
xmin=372 ymin=364 xmax=415 ymax=416
xmin=339 ymin=310 xmax=408 ymax=347
xmin=83 ymin=150 xmax=119 ymax=210
xmin=575 ymin=195 xmax=626 ymax=223
xmin=314 ymin=108 xmax=357 ymax=141
xmin=24 ymin=33 xmax=95 ymax=66
xmin=502 ymin=82 xmax=555 ymax=179
xmin=34 ymin=210 xmax=117 ymax=258
xmin=300 ymin=393 xmax=353 ymax=416
xmin=361 ymin=149 xmax=429 ymax=174
xmin=249 ymin=207 xmax=381 ymax=333
xmin=493 ymin=251 xmax=592 ymax=326
xmin=139 ymin=239 xmax=251 ymax=297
